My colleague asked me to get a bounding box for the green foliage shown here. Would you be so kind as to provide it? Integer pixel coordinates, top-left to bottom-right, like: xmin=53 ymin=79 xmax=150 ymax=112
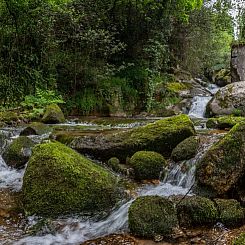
xmin=233 ymin=233 xmax=245 ymax=245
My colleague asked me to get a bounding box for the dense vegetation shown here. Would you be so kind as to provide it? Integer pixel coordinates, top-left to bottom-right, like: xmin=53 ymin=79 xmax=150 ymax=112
xmin=0 ymin=0 xmax=234 ymax=116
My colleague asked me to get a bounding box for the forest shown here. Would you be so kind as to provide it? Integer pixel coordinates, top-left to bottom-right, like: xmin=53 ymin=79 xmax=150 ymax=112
xmin=0 ymin=0 xmax=235 ymax=117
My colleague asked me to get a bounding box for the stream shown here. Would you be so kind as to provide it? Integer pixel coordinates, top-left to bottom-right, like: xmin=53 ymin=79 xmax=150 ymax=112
xmin=0 ymin=84 xmax=223 ymax=244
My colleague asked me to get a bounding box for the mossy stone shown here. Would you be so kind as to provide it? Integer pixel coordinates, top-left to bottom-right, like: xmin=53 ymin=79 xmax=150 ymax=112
xmin=128 ymin=196 xmax=178 ymax=238
xmin=3 ymin=136 xmax=34 ymax=169
xmin=196 ymin=123 xmax=245 ymax=195
xmin=233 ymin=233 xmax=245 ymax=245
xmin=206 ymin=116 xmax=245 ymax=129
xmin=71 ymin=114 xmax=195 ymax=161
xmin=214 ymin=199 xmax=244 ymax=227
xmin=171 ymin=136 xmax=199 ymax=162
xmin=177 ymin=196 xmax=218 ymax=227
xmin=20 ymin=122 xmax=51 ymax=136
xmin=130 ymin=151 xmax=166 ymax=180
xmin=0 ymin=111 xmax=19 ymax=125
xmin=107 ymin=157 xmax=127 ymax=174
xmin=22 ymin=141 xmax=121 ymax=217
xmin=42 ymin=104 xmax=65 ymax=124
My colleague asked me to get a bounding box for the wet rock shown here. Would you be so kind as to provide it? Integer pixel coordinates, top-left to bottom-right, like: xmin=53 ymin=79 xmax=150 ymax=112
xmin=171 ymin=136 xmax=199 ymax=162
xmin=42 ymin=104 xmax=65 ymax=124
xmin=214 ymin=199 xmax=244 ymax=227
xmin=22 ymin=141 xmax=121 ymax=217
xmin=207 ymin=81 xmax=245 ymax=116
xmin=196 ymin=123 xmax=245 ymax=196
xmin=81 ymin=234 xmax=138 ymax=245
xmin=69 ymin=114 xmax=195 ymax=161
xmin=20 ymin=122 xmax=51 ymax=136
xmin=3 ymin=136 xmax=34 ymax=169
xmin=129 ymin=151 xmax=166 ymax=180
xmin=206 ymin=116 xmax=245 ymax=129
xmin=128 ymin=196 xmax=178 ymax=238
xmin=177 ymin=196 xmax=218 ymax=228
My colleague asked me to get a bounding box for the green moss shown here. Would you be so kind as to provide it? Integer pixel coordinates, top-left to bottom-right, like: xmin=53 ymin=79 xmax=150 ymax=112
xmin=206 ymin=116 xmax=245 ymax=129
xmin=233 ymin=233 xmax=245 ymax=245
xmin=3 ymin=136 xmax=34 ymax=169
xmin=214 ymin=199 xmax=244 ymax=227
xmin=177 ymin=196 xmax=218 ymax=227
xmin=196 ymin=123 xmax=245 ymax=195
xmin=20 ymin=122 xmax=51 ymax=136
xmin=128 ymin=196 xmax=178 ymax=238
xmin=22 ymin=141 xmax=121 ymax=217
xmin=171 ymin=136 xmax=199 ymax=162
xmin=0 ymin=111 xmax=19 ymax=124
xmin=107 ymin=157 xmax=128 ymax=175
xmin=71 ymin=114 xmax=196 ymax=161
xmin=42 ymin=104 xmax=65 ymax=124
xmin=129 ymin=151 xmax=166 ymax=180
xmin=166 ymin=82 xmax=188 ymax=93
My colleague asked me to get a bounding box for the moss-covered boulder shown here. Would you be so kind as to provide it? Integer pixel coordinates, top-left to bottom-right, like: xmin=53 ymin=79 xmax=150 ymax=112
xmin=206 ymin=116 xmax=245 ymax=129
xmin=171 ymin=136 xmax=199 ymax=162
xmin=20 ymin=122 xmax=51 ymax=136
xmin=0 ymin=111 xmax=19 ymax=125
xmin=129 ymin=151 xmax=166 ymax=180
xmin=42 ymin=104 xmax=65 ymax=124
xmin=22 ymin=141 xmax=121 ymax=217
xmin=3 ymin=136 xmax=34 ymax=169
xmin=214 ymin=199 xmax=244 ymax=227
xmin=207 ymin=81 xmax=245 ymax=117
xmin=107 ymin=157 xmax=128 ymax=175
xmin=196 ymin=123 xmax=245 ymax=196
xmin=128 ymin=196 xmax=178 ymax=238
xmin=177 ymin=196 xmax=218 ymax=227
xmin=69 ymin=114 xmax=195 ymax=161
xmin=233 ymin=233 xmax=245 ymax=245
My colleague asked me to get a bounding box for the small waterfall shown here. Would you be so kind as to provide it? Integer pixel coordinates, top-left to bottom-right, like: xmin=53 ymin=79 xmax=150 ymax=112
xmin=188 ymin=83 xmax=219 ymax=118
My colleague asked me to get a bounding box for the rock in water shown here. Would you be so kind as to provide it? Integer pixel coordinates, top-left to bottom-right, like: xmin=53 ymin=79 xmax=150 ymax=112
xmin=22 ymin=141 xmax=121 ymax=216
xmin=196 ymin=123 xmax=245 ymax=196
xmin=20 ymin=122 xmax=51 ymax=136
xmin=128 ymin=196 xmax=178 ymax=238
xmin=207 ymin=81 xmax=245 ymax=116
xmin=171 ymin=136 xmax=199 ymax=162
xmin=42 ymin=104 xmax=65 ymax=124
xmin=129 ymin=151 xmax=166 ymax=180
xmin=69 ymin=114 xmax=195 ymax=161
xmin=3 ymin=136 xmax=34 ymax=169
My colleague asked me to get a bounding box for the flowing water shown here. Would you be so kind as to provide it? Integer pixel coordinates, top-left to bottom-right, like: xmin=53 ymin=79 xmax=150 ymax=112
xmin=0 ymin=118 xmax=225 ymax=245
xmin=188 ymin=84 xmax=220 ymax=119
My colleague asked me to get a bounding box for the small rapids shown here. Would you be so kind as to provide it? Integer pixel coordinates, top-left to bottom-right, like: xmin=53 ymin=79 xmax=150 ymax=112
xmin=188 ymin=83 xmax=220 ymax=119
xmin=4 ymin=133 xmax=222 ymax=245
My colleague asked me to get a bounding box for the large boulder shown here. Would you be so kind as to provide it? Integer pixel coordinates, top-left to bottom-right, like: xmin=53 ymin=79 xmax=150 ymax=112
xmin=42 ymin=104 xmax=65 ymax=124
xmin=68 ymin=114 xmax=195 ymax=161
xmin=213 ymin=69 xmax=231 ymax=87
xmin=206 ymin=116 xmax=245 ymax=129
xmin=196 ymin=123 xmax=245 ymax=196
xmin=207 ymin=81 xmax=245 ymax=117
xmin=20 ymin=122 xmax=51 ymax=136
xmin=177 ymin=196 xmax=218 ymax=228
xmin=128 ymin=196 xmax=178 ymax=238
xmin=129 ymin=151 xmax=166 ymax=180
xmin=3 ymin=136 xmax=34 ymax=169
xmin=22 ymin=141 xmax=121 ymax=216
xmin=171 ymin=136 xmax=199 ymax=162
xmin=231 ymin=43 xmax=245 ymax=83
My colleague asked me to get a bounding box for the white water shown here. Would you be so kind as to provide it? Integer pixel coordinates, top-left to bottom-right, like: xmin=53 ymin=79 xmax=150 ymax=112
xmin=188 ymin=84 xmax=219 ymax=118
